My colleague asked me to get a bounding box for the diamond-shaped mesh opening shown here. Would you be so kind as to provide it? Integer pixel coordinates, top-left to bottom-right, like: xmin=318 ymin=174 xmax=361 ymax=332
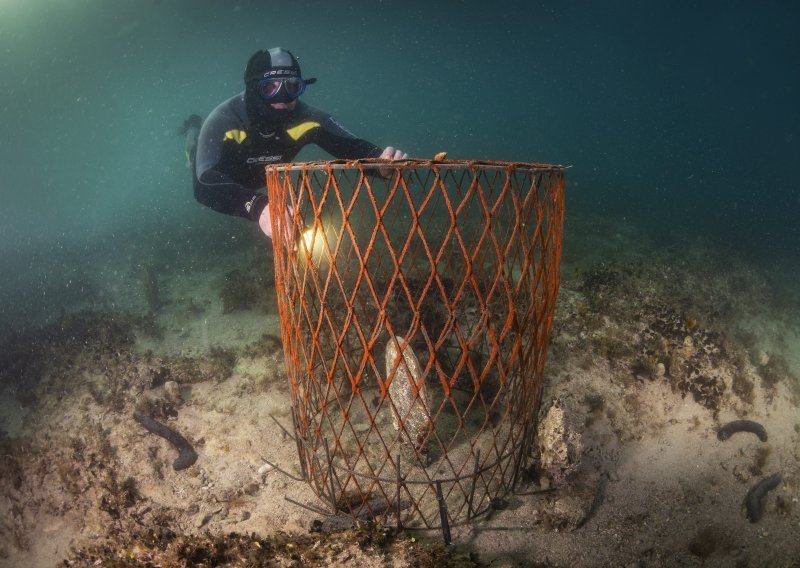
xmin=266 ymin=159 xmax=565 ymax=529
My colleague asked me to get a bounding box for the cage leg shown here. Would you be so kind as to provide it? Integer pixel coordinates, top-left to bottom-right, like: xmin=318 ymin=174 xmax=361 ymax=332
xmin=268 ymin=414 xmax=307 ymax=481
xmin=510 ymin=418 xmax=531 ymax=491
xmin=259 ymin=458 xmax=304 ymax=482
xmin=466 ymin=448 xmax=481 ymax=521
xmin=395 ymin=453 xmax=403 ymax=532
xmin=289 ymin=410 xmax=309 ymax=481
xmin=323 ymin=438 xmax=338 ymax=514
xmin=284 ymin=496 xmax=332 ymax=517
xmin=435 ymin=480 xmax=451 ymax=545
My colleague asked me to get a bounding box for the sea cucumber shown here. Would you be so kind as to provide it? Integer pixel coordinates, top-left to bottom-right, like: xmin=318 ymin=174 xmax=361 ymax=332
xmin=745 ymin=472 xmax=782 ymax=522
xmin=716 ymin=420 xmax=768 ymax=442
xmin=133 ymin=411 xmax=198 ymax=470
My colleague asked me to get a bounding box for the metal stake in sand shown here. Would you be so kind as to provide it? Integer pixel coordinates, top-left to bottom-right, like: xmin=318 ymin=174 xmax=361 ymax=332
xmin=436 ymin=480 xmax=451 ymax=545
xmin=395 ymin=453 xmax=403 ymax=532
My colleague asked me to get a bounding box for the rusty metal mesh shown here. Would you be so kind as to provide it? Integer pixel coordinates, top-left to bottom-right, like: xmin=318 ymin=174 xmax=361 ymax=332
xmin=265 ymin=159 xmax=565 ymax=529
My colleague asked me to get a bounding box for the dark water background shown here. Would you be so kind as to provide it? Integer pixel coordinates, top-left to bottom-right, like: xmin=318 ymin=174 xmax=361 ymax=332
xmin=1 ymin=0 xmax=798 ymax=331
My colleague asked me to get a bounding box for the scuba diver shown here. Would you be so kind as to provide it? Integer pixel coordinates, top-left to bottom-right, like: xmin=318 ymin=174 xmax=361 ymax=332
xmin=185 ymin=47 xmax=407 ymax=240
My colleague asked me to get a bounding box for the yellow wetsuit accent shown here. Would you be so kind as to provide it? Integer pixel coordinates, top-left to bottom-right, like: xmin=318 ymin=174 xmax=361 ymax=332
xmin=224 ymin=129 xmax=247 ymax=143
xmin=286 ymin=121 xmax=320 ymax=141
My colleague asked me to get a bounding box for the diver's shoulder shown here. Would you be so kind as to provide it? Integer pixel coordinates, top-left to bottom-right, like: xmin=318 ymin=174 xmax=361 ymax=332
xmin=295 ymin=101 xmax=330 ymax=121
xmin=205 ymin=93 xmax=249 ymax=128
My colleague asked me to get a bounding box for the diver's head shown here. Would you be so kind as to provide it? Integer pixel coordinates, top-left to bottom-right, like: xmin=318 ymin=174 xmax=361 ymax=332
xmin=244 ymin=48 xmax=316 ymax=128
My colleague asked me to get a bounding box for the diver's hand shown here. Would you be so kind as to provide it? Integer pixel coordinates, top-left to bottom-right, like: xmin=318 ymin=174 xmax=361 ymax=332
xmin=379 ymin=146 xmax=408 ymax=177
xmin=258 ymin=204 xmax=293 ymax=243
xmin=258 ymin=206 xmax=274 ymax=239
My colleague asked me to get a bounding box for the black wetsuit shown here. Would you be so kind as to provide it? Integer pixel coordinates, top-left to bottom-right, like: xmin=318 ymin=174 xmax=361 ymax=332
xmin=193 ymin=93 xmax=382 ymax=223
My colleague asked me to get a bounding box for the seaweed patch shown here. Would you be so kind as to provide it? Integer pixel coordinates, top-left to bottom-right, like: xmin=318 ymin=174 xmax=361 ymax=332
xmin=717 ymin=420 xmax=768 ymax=442
xmin=745 ymin=472 xmax=782 ymax=522
xmin=133 ymin=411 xmax=198 ymax=470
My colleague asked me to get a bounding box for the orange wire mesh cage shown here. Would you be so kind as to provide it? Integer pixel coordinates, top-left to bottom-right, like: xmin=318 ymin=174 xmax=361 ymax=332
xmin=266 ymin=159 xmax=565 ymax=530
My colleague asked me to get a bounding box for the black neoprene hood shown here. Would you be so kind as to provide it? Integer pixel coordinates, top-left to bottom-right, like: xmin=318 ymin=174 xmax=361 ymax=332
xmin=243 ymin=47 xmax=301 ymax=83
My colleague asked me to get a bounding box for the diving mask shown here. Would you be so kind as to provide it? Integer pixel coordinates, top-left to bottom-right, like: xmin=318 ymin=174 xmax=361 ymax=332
xmin=257 ymin=76 xmax=315 ymax=102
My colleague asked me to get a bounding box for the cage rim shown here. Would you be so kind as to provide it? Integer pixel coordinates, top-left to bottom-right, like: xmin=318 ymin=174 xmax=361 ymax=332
xmin=265 ymin=158 xmax=566 ymax=174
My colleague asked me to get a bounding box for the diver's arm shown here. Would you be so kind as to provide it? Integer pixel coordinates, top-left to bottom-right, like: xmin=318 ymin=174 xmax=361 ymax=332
xmin=193 ymin=169 xmax=266 ymax=222
xmin=313 ymin=114 xmax=408 ymax=173
xmin=314 ymin=116 xmax=383 ymax=159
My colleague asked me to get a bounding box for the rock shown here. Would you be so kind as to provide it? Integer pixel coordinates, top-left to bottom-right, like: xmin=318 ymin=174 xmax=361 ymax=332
xmin=538 ymin=399 xmax=583 ymax=485
xmin=548 ymin=493 xmax=590 ymax=529
xmin=195 ymin=506 xmax=223 ymax=528
xmin=196 ymin=512 xmax=212 ymax=528
xmin=733 ymin=464 xmax=752 ymax=483
xmin=134 ymin=505 xmax=152 ymax=517
xmin=385 ymin=336 xmax=431 ymax=455
xmin=540 ymin=471 xmax=604 ymax=531
xmin=130 ymin=360 xmax=171 ymax=391
xmin=163 ymin=380 xmax=181 ymax=403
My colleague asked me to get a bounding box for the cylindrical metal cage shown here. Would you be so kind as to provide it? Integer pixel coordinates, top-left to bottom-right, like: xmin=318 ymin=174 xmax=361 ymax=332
xmin=266 ymin=159 xmax=565 ymax=528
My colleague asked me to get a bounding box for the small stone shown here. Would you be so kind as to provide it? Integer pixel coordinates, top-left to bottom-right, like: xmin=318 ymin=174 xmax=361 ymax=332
xmin=489 ymin=497 xmax=508 ymax=511
xmin=733 ymin=464 xmax=751 ymax=483
xmin=757 ymin=351 xmax=770 ymax=366
xmin=257 ymin=463 xmax=274 ymax=476
xmin=163 ymin=381 xmax=181 ymax=403
xmin=653 ymin=362 xmax=666 ymax=379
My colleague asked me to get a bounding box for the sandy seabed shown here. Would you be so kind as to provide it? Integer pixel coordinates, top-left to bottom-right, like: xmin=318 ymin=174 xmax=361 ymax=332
xmin=1 ymin=215 xmax=799 ymax=567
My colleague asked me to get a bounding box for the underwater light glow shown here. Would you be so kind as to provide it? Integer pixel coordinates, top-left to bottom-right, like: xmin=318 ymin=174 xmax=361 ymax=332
xmin=301 ymin=227 xmax=318 ymax=253
xmin=299 ymin=224 xmax=332 ymax=267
